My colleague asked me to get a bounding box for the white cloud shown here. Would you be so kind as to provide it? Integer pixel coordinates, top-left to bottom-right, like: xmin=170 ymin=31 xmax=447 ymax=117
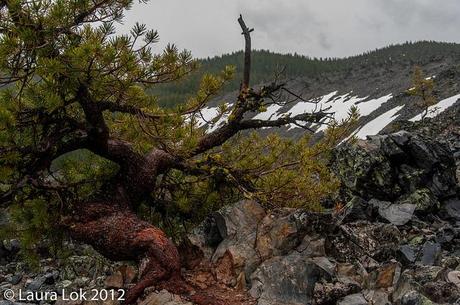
xmin=118 ymin=0 xmax=460 ymax=58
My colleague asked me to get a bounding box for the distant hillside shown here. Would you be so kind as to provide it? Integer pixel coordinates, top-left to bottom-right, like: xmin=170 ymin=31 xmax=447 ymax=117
xmin=151 ymin=41 xmax=460 ymax=107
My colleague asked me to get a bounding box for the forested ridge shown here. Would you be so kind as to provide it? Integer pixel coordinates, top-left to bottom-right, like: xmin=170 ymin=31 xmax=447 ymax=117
xmin=152 ymin=41 xmax=460 ymax=107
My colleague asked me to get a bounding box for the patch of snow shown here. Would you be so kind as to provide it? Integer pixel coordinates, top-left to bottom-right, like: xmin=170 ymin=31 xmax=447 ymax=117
xmin=316 ymin=93 xmax=368 ymax=132
xmin=353 ymin=105 xmax=405 ymax=139
xmin=357 ymin=94 xmax=393 ymax=117
xmin=287 ymin=91 xmax=338 ymax=117
xmin=193 ymin=107 xmax=220 ymax=127
xmin=409 ymin=94 xmax=460 ymax=122
xmin=253 ymin=104 xmax=282 ymax=121
xmin=285 ymin=92 xmax=394 ymax=131
xmin=207 ymin=112 xmax=230 ymax=133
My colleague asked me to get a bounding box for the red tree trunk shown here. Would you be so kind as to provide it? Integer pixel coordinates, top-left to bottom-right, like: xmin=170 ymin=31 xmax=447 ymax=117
xmin=66 ymin=201 xmax=181 ymax=304
xmin=65 ymin=201 xmax=252 ymax=305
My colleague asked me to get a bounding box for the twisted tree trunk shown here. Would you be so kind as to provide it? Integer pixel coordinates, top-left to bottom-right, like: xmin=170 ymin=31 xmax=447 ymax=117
xmin=66 ymin=200 xmax=180 ymax=303
xmin=65 ymin=198 xmax=250 ymax=305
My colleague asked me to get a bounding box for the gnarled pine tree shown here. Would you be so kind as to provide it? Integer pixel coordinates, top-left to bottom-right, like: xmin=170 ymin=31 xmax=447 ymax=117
xmin=0 ymin=1 xmax=354 ymax=304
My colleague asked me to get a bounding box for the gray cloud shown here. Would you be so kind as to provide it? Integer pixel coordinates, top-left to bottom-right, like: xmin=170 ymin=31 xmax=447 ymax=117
xmin=119 ymin=0 xmax=460 ymax=58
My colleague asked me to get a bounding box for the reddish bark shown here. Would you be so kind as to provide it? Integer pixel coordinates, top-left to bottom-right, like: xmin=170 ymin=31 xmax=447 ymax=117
xmin=66 ymin=201 xmax=180 ymax=304
xmin=65 ymin=201 xmax=254 ymax=305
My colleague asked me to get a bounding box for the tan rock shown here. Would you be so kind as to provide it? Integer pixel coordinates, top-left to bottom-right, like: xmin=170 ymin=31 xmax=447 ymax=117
xmin=118 ymin=265 xmax=137 ymax=284
xmin=214 ymin=250 xmax=236 ymax=286
xmin=447 ymin=270 xmax=460 ymax=288
xmin=104 ymin=271 xmax=124 ymax=289
xmin=375 ymin=262 xmax=400 ymax=289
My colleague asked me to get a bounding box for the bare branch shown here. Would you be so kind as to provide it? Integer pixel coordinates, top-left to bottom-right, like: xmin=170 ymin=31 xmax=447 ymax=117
xmin=239 ymin=111 xmax=332 ymax=130
xmin=237 ymin=14 xmax=254 ymax=91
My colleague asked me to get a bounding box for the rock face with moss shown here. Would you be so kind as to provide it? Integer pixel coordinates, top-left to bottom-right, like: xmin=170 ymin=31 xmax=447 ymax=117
xmin=331 ymin=131 xmax=458 ymax=223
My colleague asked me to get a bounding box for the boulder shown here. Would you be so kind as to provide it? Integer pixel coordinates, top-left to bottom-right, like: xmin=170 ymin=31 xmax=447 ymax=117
xmin=254 ymin=208 xmax=303 ymax=260
xmin=399 ymin=290 xmax=435 ymax=305
xmin=423 ymin=281 xmax=460 ymax=304
xmin=370 ymin=199 xmax=416 ymax=226
xmin=440 ymin=198 xmax=460 ymax=221
xmin=337 ymin=293 xmax=368 ymax=305
xmin=363 ymin=289 xmax=391 ymax=305
xmin=296 ymin=234 xmax=326 ymax=258
xmin=8 ymin=274 xmax=22 ymax=285
xmin=326 ymin=222 xmax=401 ymax=263
xmin=332 ymin=131 xmax=458 ymax=208
xmin=419 ymin=241 xmax=442 ymax=266
xmin=188 ymin=200 xmax=266 ymax=271
xmin=313 ymin=282 xmax=361 ymax=305
xmin=447 ymin=271 xmax=460 ymax=288
xmin=25 ymin=275 xmax=46 ymax=291
xmin=249 ymin=252 xmax=331 ymax=305
xmin=398 ymin=245 xmax=418 ymax=265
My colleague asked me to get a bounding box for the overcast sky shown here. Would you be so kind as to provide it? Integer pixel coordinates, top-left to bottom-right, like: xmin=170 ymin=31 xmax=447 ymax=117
xmin=119 ymin=0 xmax=460 ymax=59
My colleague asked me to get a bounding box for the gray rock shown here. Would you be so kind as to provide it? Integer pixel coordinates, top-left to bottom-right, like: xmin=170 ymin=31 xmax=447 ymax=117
xmin=313 ymin=282 xmax=361 ymax=305
xmin=398 ymin=189 xmax=440 ymax=213
xmin=44 ymin=271 xmax=58 ymax=285
xmin=389 ymin=131 xmax=411 ymax=146
xmin=25 ymin=276 xmax=46 ymax=291
xmin=55 ymin=280 xmax=72 ymax=290
xmin=377 ymin=201 xmax=416 ymax=226
xmin=296 ymin=234 xmax=326 ymax=257
xmin=340 ymin=196 xmax=371 ymax=222
xmin=363 ymin=289 xmax=391 ymax=305
xmin=328 ymin=222 xmax=401 ymax=263
xmin=392 ymin=271 xmax=422 ymax=304
xmin=8 ymin=274 xmax=22 ymax=285
xmin=400 ymin=290 xmax=435 ymax=305
xmin=188 ymin=200 xmax=266 ymax=265
xmin=423 ymin=281 xmax=460 ymax=304
xmin=441 ymin=199 xmax=460 ymax=221
xmin=398 ymin=245 xmax=418 ymax=265
xmin=332 ymin=132 xmax=458 ymax=203
xmin=249 ymin=252 xmax=329 ymax=305
xmin=337 ymin=293 xmax=368 ymax=305
xmin=420 ymin=241 xmax=442 ymax=266
xmin=213 ymin=199 xmax=266 ymax=239
xmin=332 ymin=138 xmax=397 ymax=200
xmin=310 ymin=257 xmax=336 ymax=278
xmin=412 ymin=266 xmax=443 ymax=285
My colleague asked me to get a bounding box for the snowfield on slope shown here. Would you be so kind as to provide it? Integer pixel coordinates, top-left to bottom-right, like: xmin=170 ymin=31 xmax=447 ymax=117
xmin=353 ymin=105 xmax=405 ymax=139
xmin=192 ymin=91 xmax=460 ymax=139
xmin=409 ymin=94 xmax=460 ymax=122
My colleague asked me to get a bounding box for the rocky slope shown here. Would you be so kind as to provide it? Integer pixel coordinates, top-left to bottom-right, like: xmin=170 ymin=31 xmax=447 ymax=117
xmin=180 ymin=132 xmax=460 ymax=305
xmin=196 ymin=59 xmax=460 ymax=142
xmin=1 ymin=131 xmax=460 ymax=305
